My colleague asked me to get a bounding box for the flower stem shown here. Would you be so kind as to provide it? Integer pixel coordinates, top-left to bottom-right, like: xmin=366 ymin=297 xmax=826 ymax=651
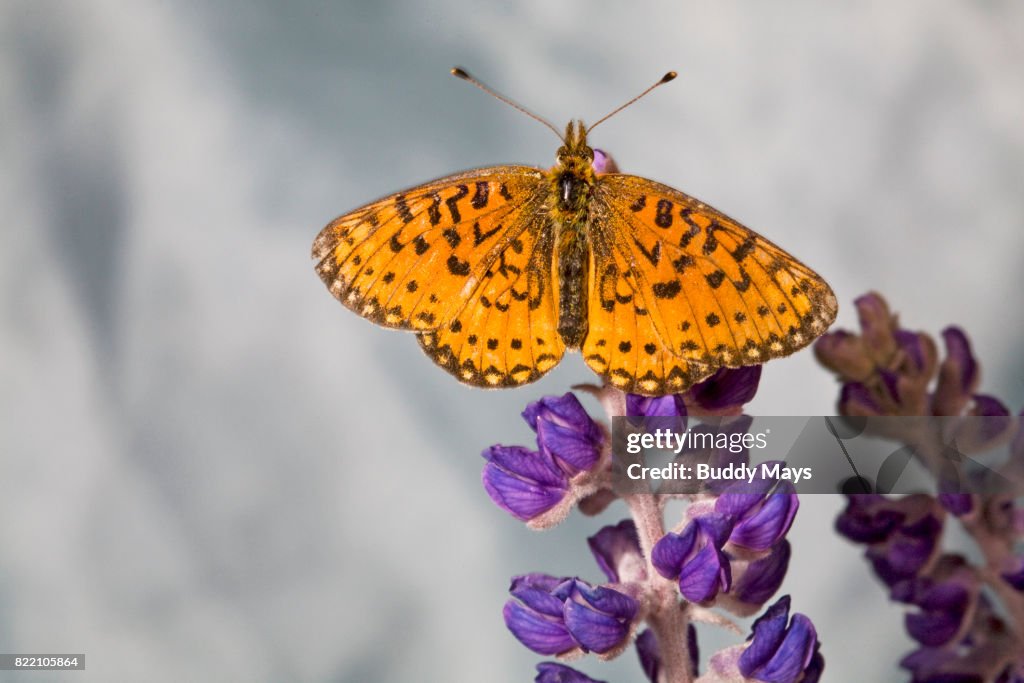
xmin=602 ymin=385 xmax=693 ymax=683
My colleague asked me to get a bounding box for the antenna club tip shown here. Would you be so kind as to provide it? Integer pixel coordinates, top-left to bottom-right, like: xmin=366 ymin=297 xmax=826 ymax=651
xmin=661 ymin=71 xmax=678 ymax=83
xmin=451 ymin=67 xmax=470 ymax=80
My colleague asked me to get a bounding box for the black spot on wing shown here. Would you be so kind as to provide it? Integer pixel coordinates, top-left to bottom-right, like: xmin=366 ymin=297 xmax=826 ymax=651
xmin=395 ymin=195 xmax=414 ymax=224
xmin=445 ymin=184 xmax=469 ymax=223
xmin=655 ymin=199 xmax=674 ymax=228
xmin=652 ymin=280 xmax=681 ymax=299
xmin=442 ymin=228 xmax=461 ymax=248
xmin=446 ymin=254 xmax=470 ymax=276
xmin=471 ymin=181 xmax=489 ymax=209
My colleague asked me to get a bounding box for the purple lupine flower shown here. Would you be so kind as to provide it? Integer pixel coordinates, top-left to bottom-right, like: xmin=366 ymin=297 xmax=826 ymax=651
xmin=685 ymin=365 xmax=763 ymax=416
xmin=894 ymin=575 xmax=974 ymax=647
xmin=504 ymin=574 xmax=638 ymax=656
xmin=504 ymin=574 xmax=578 ymax=655
xmin=534 ymin=662 xmax=606 ymax=683
xmin=738 ymin=596 xmax=822 ymax=683
xmin=716 ymin=476 xmax=799 ymax=551
xmin=900 ymin=593 xmax=1021 ymax=682
xmin=524 ymin=393 xmax=605 ymax=474
xmin=562 ymin=580 xmax=639 ymax=653
xmin=835 ymin=493 xmax=944 ymax=586
xmin=482 ymin=445 xmax=569 ymax=522
xmin=587 ymin=520 xmax=645 ymax=583
xmin=723 ymin=540 xmax=792 ymax=614
xmin=652 ymin=513 xmax=733 ymax=602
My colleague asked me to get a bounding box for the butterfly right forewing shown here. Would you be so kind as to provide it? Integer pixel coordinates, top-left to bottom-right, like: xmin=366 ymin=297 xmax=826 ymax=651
xmin=581 ymin=173 xmax=838 ymax=395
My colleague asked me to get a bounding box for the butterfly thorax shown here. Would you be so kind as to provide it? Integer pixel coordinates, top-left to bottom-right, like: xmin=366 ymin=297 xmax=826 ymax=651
xmin=549 ymin=120 xmax=597 ymax=349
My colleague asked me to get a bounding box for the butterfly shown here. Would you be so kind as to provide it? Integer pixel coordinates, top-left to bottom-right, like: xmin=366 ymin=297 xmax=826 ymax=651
xmin=312 ymin=69 xmax=837 ymax=396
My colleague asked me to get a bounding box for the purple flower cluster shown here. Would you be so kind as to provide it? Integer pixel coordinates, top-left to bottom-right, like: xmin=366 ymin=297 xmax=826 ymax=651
xmin=482 ymin=367 xmax=823 ymax=682
xmin=482 ymin=393 xmax=606 ymax=528
xmin=818 ymin=292 xmax=1024 ymax=681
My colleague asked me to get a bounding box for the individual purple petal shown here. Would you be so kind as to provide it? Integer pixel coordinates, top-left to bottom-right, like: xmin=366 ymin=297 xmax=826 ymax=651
xmin=739 ymin=596 xmax=819 ymax=683
xmin=716 ymin=477 xmax=776 ymax=516
xmin=635 ymin=629 xmax=660 ymax=683
xmin=503 ymin=600 xmax=576 ymax=655
xmin=563 ymin=599 xmax=631 ymax=653
xmin=484 ymin=445 xmax=566 ymax=487
xmin=563 ymin=581 xmax=637 ymax=653
xmin=524 ymin=393 xmax=604 ymax=474
xmin=509 ymin=574 xmax=573 ymax=616
xmin=626 ymin=393 xmax=688 ymax=418
xmin=932 ymin=327 xmax=978 ymax=417
xmin=866 ymin=513 xmax=943 ymax=586
xmin=741 ymin=596 xmax=789 ymax=662
xmin=524 ymin=393 xmax=594 ymax=432
xmin=652 ymin=515 xmax=733 ymax=602
xmin=894 ymin=329 xmax=931 ymax=373
xmin=573 ymin=581 xmax=638 ymax=620
xmin=839 ymin=382 xmax=883 ymax=416
xmin=678 ymin=542 xmax=732 ymax=603
xmin=535 ymin=662 xmax=607 ymax=683
xmin=687 ymin=366 xmax=762 ymax=413
xmin=835 ymin=493 xmax=908 ymax=543
xmin=719 ymin=480 xmax=799 ymax=551
xmin=651 ymin=525 xmax=698 ymax=579
xmin=482 ymin=445 xmax=569 ymax=521
xmin=904 ymin=581 xmax=970 ymax=647
xmin=732 ymin=540 xmax=792 ymax=606
xmin=536 ymin=419 xmax=602 ymax=472
xmin=587 ymin=520 xmax=644 ymax=583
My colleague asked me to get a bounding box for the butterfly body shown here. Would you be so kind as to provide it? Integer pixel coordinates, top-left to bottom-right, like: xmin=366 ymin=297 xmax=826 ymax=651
xmin=551 ymin=121 xmax=596 ymax=349
xmin=313 ymin=119 xmax=837 ymax=395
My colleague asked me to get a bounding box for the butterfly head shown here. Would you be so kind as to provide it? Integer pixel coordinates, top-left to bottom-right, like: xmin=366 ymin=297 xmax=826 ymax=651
xmin=556 ymin=120 xmax=594 ymax=164
xmin=551 ymin=120 xmax=597 ymax=219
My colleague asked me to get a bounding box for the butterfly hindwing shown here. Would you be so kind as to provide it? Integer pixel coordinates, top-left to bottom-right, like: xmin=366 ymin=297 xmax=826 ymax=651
xmin=417 ymin=215 xmax=566 ymax=388
xmin=582 ymin=173 xmax=838 ymax=395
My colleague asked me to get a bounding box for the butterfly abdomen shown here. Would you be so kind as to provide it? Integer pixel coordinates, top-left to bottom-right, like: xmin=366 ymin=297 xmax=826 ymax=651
xmin=556 ymin=230 xmax=589 ymax=348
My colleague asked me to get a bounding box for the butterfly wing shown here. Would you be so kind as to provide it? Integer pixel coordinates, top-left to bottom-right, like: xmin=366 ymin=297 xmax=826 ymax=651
xmin=583 ymin=173 xmax=838 ymax=395
xmin=313 ymin=166 xmax=566 ymax=388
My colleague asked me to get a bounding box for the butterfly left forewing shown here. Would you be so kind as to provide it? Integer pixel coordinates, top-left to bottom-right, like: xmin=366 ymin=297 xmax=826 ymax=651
xmin=583 ymin=174 xmax=837 ymax=395
xmin=313 ymin=166 xmax=545 ymax=332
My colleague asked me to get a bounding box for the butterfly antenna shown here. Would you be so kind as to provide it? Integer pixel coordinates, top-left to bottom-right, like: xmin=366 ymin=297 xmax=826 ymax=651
xmin=587 ymin=71 xmax=677 ymax=134
xmin=451 ymin=67 xmax=564 ymax=141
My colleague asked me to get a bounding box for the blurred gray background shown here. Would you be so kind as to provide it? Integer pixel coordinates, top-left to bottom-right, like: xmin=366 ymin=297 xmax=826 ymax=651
xmin=2 ymin=1 xmax=1023 ymax=681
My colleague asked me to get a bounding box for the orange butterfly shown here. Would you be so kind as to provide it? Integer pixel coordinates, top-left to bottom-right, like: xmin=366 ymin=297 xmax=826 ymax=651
xmin=312 ymin=69 xmax=837 ymax=396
